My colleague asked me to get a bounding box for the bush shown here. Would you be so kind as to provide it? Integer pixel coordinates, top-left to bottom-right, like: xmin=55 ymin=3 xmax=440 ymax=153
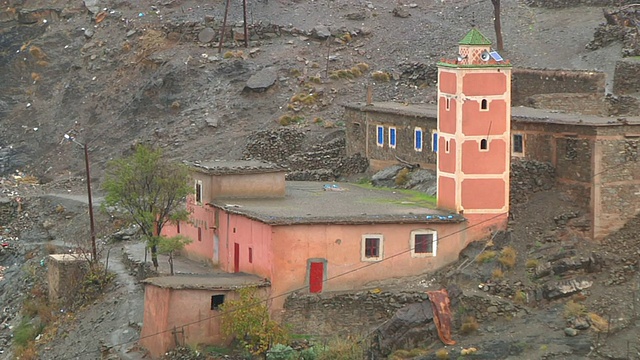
xmin=476 ymin=250 xmax=496 ymax=263
xmin=355 ymin=62 xmax=370 ymax=72
xmin=435 ymin=348 xmax=449 ymax=360
xmin=371 ymin=71 xmax=391 ymax=82
xmin=395 ymin=168 xmax=410 ymax=186
xmin=525 ymin=259 xmax=539 ymax=269
xmin=514 ymin=291 xmax=527 ymax=304
xmin=267 ymin=344 xmax=295 ymax=360
xmin=13 ymin=319 xmax=40 ymax=349
xmin=220 ymin=287 xmax=289 ymax=356
xmin=316 ymin=336 xmax=364 ymax=360
xmin=498 ymin=246 xmax=517 ymax=269
xmin=491 ymin=267 xmax=504 ymax=279
xmin=564 ymin=300 xmax=586 ymax=319
xmin=459 ymin=316 xmax=479 ymax=335
xmin=299 ymin=347 xmax=318 ymax=360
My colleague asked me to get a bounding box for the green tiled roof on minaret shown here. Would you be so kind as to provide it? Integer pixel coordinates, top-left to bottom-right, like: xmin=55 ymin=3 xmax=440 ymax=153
xmin=459 ymin=28 xmax=492 ymax=45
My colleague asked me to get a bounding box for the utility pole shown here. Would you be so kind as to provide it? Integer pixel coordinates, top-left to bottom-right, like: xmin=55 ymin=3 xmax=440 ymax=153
xmin=65 ymin=134 xmax=98 ymax=262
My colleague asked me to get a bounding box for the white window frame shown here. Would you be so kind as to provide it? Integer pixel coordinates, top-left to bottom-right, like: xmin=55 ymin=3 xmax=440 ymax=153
xmin=480 ymin=98 xmax=489 ymax=111
xmin=414 ymin=127 xmax=423 ymax=152
xmin=410 ymin=229 xmax=437 ymax=257
xmin=361 ymin=234 xmax=384 ymax=262
xmin=195 ymin=179 xmax=203 ymax=204
xmin=376 ymin=125 xmax=384 ymax=147
xmin=388 ymin=127 xmax=397 ymax=149
xmin=479 ymin=138 xmax=489 ymax=152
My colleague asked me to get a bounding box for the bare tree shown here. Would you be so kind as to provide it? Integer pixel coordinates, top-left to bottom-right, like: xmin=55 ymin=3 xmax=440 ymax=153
xmin=491 ymin=0 xmax=504 ymax=51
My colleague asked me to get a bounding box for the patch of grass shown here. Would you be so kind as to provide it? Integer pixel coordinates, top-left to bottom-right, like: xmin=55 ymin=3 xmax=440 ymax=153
xmin=309 ymin=76 xmax=322 ymax=84
xmin=13 ymin=319 xmax=41 ymax=349
xmin=498 ymin=246 xmax=517 ymax=269
xmin=525 ymin=258 xmax=539 ymax=269
xmin=278 ymin=114 xmax=305 ymax=126
xmin=31 ymin=72 xmax=41 ymax=82
xmin=353 ymin=183 xmax=437 ymax=207
xmin=14 ymin=344 xmax=38 ymax=360
xmin=355 ymin=62 xmax=370 ymax=72
xmin=395 ymin=168 xmax=410 ymax=186
xmin=435 ymin=348 xmax=449 ymax=360
xmin=476 ymin=250 xmax=497 ymax=264
xmin=340 ymin=33 xmax=352 ymax=42
xmin=588 ymin=312 xmax=608 ymax=332
xmin=28 ymin=45 xmax=47 ymax=60
xmin=223 ymin=50 xmax=244 ymax=59
xmin=514 ymin=290 xmax=527 ymax=304
xmin=389 ymin=348 xmax=428 ymax=359
xmin=290 ymin=68 xmax=302 ymax=77
xmin=459 ymin=316 xmax=479 ymax=335
xmin=563 ymin=300 xmax=586 ymax=319
xmin=491 ymin=267 xmax=504 ymax=279
xmin=371 ymin=70 xmax=391 ymax=82
xmin=349 ymin=66 xmax=362 ymax=77
xmin=316 ymin=336 xmax=364 ymax=360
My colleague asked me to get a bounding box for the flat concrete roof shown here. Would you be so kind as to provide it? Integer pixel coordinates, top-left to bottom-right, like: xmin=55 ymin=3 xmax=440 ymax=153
xmin=344 ymin=102 xmax=640 ymax=127
xmin=187 ymin=160 xmax=286 ymax=175
xmin=143 ymin=273 xmax=269 ymax=290
xmin=212 ymin=181 xmax=463 ymax=226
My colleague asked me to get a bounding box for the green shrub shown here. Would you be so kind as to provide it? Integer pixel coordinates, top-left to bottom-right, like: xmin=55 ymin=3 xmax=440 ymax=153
xmin=459 ymin=316 xmax=479 ymax=335
xmin=267 ymin=344 xmax=295 ymax=359
xmin=476 ymin=250 xmax=496 ymax=263
xmin=300 ymin=347 xmax=318 ymax=360
xmin=13 ymin=319 xmax=40 ymax=349
xmin=395 ymin=168 xmax=410 ymax=186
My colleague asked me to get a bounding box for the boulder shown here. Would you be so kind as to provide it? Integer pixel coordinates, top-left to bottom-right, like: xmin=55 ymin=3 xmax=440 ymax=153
xmin=83 ymin=0 xmax=101 ymax=14
xmin=244 ymin=67 xmax=277 ymax=93
xmin=371 ymin=165 xmax=403 ymax=187
xmin=372 ymin=301 xmax=436 ymax=358
xmin=311 ymin=25 xmax=331 ymax=40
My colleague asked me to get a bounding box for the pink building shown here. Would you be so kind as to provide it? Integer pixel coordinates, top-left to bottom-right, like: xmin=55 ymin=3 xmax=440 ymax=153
xmin=437 ymin=28 xmax=512 ymax=238
xmin=142 ymin=29 xmax=514 ymax=357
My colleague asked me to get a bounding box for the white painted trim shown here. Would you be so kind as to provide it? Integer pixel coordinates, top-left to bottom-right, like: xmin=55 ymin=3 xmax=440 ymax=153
xmin=414 ymin=127 xmax=423 ymax=152
xmin=376 ymin=125 xmax=384 ymax=147
xmin=388 ymin=126 xmax=397 ymax=149
xmin=361 ymin=234 xmax=384 ymax=262
xmin=410 ymin=229 xmax=437 ymax=257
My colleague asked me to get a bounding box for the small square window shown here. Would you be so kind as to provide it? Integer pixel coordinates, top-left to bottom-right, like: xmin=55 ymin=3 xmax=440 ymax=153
xmin=411 ymin=230 xmax=437 ymax=257
xmin=513 ymin=134 xmax=523 ymax=154
xmin=389 ymin=127 xmax=397 ymax=148
xmin=361 ymin=234 xmax=383 ymax=261
xmin=376 ymin=125 xmax=384 ymax=147
xmin=195 ymin=180 xmax=203 ymax=204
xmin=211 ymin=294 xmax=225 ymax=310
xmin=414 ymin=128 xmax=423 ymax=152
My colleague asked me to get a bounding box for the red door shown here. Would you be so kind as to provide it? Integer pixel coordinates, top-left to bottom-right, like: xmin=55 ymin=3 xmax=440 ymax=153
xmin=309 ymin=262 xmax=324 ymax=293
xmin=234 ymin=243 xmax=240 ymax=273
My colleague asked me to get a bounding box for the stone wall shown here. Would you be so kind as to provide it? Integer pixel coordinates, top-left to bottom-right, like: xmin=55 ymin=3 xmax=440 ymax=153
xmin=524 ymin=93 xmax=606 ymax=116
xmin=282 ymin=290 xmax=429 ymax=336
xmin=512 ymin=68 xmax=605 ymax=107
xmin=243 ymin=128 xmax=368 ymax=180
xmin=0 ymin=196 xmax=16 ymax=226
xmin=525 ymin=0 xmax=637 ymax=7
xmin=510 ymin=159 xmax=556 ymax=207
xmin=592 ymin=129 xmax=640 ymax=239
xmin=343 ymin=104 xmax=438 ymax=169
xmin=613 ymin=59 xmax=640 ymax=95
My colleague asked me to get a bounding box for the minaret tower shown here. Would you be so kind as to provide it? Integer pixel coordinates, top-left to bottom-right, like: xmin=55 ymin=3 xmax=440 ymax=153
xmin=436 ymin=28 xmax=512 ymax=233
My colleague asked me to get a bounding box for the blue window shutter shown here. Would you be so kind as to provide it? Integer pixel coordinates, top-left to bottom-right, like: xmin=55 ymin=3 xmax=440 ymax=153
xmin=433 ymin=132 xmax=438 ymax=152
xmin=377 ymin=126 xmax=383 ymax=145
xmin=415 ymin=129 xmax=422 ymax=150
xmin=390 ymin=128 xmax=396 ymax=146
